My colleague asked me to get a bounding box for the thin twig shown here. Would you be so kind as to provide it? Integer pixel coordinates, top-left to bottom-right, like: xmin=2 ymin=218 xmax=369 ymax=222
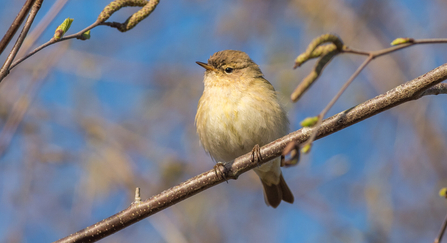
xmin=303 ymin=56 xmax=372 ymax=149
xmin=0 ymin=0 xmax=36 ymax=55
xmin=434 ymin=212 xmax=447 ymax=243
xmin=54 ymin=63 xmax=447 ymax=243
xmin=0 ymin=0 xmax=44 ymax=81
xmin=419 ymin=83 xmax=447 ymax=97
xmin=297 ymin=37 xmax=447 ymax=152
xmin=343 ymin=39 xmax=447 ymax=58
xmin=8 ymin=21 xmax=101 ymax=72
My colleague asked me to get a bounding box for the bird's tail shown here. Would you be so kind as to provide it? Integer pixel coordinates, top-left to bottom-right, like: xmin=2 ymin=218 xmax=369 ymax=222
xmin=260 ymin=173 xmax=294 ymax=208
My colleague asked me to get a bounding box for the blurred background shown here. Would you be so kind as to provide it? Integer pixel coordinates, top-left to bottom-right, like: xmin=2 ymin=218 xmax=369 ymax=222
xmin=1 ymin=0 xmax=447 ymax=242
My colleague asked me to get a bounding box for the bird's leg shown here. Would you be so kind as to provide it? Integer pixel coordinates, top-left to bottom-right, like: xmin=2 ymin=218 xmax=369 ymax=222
xmin=250 ymin=144 xmax=263 ymax=167
xmin=214 ymin=162 xmax=228 ymax=182
xmin=281 ymin=141 xmax=300 ymax=167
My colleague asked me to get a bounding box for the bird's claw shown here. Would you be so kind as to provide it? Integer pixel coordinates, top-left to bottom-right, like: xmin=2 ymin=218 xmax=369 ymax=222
xmin=214 ymin=162 xmax=228 ymax=183
xmin=281 ymin=141 xmax=300 ymax=167
xmin=251 ymin=144 xmax=263 ymax=167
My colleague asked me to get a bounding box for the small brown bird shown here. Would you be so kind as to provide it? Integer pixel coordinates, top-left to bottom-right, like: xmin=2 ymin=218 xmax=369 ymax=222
xmin=195 ymin=50 xmax=294 ymax=208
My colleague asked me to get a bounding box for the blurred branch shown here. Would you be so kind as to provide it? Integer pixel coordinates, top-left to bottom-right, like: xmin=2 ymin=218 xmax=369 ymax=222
xmin=0 ymin=0 xmax=36 ymax=55
xmin=55 ymin=63 xmax=447 ymax=243
xmin=0 ymin=0 xmax=43 ymax=82
xmin=0 ymin=42 xmax=68 ymax=159
xmin=291 ymin=34 xmax=343 ymax=102
xmin=435 ymin=188 xmax=447 ymax=243
xmin=0 ymin=1 xmax=69 ymax=157
xmin=435 ymin=212 xmax=447 ymax=243
xmin=419 ymin=83 xmax=447 ymax=97
xmin=301 ymin=55 xmax=372 ymax=153
xmin=0 ymin=0 xmax=160 ymax=83
xmin=148 ymin=212 xmax=189 ymax=243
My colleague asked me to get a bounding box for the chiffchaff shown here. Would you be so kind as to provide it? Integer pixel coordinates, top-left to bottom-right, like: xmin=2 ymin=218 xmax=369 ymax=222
xmin=195 ymin=50 xmax=294 ymax=208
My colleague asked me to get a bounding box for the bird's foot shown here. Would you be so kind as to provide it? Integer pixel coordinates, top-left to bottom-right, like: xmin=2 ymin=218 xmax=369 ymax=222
xmin=214 ymin=161 xmax=228 ymax=183
xmin=281 ymin=141 xmax=300 ymax=167
xmin=250 ymin=144 xmax=263 ymax=167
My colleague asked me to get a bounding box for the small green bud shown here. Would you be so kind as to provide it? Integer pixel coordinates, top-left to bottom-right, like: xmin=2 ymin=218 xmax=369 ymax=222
xmin=439 ymin=188 xmax=447 ymax=198
xmin=390 ymin=37 xmax=414 ymax=46
xmin=300 ymin=116 xmax=319 ymax=127
xmin=301 ymin=144 xmax=312 ymax=154
xmin=54 ymin=18 xmax=73 ymax=40
xmin=79 ymin=30 xmax=91 ymax=40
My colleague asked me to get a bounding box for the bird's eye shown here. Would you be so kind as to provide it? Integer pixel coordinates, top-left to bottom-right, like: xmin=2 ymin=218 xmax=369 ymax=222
xmin=224 ymin=67 xmax=234 ymax=73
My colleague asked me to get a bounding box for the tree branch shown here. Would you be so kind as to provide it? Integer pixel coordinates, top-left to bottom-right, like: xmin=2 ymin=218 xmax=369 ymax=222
xmin=55 ymin=63 xmax=447 ymax=243
xmin=302 ymin=55 xmax=373 ymax=150
xmin=434 ymin=212 xmax=447 ymax=243
xmin=0 ymin=0 xmax=36 ymax=55
xmin=0 ymin=0 xmax=43 ymax=81
xmin=419 ymin=83 xmax=447 ymax=97
xmin=7 ymin=20 xmax=101 ymax=73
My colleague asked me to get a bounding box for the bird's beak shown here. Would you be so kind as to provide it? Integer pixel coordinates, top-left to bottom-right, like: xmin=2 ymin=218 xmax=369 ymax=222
xmin=196 ymin=61 xmax=217 ymax=72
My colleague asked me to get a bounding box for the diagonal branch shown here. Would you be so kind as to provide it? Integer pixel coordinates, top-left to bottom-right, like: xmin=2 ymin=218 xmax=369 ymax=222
xmin=419 ymin=83 xmax=447 ymax=97
xmin=434 ymin=212 xmax=447 ymax=243
xmin=0 ymin=0 xmax=43 ymax=81
xmin=55 ymin=63 xmax=447 ymax=243
xmin=7 ymin=20 xmax=101 ymax=73
xmin=0 ymin=0 xmax=36 ymax=55
xmin=302 ymin=55 xmax=373 ymax=150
